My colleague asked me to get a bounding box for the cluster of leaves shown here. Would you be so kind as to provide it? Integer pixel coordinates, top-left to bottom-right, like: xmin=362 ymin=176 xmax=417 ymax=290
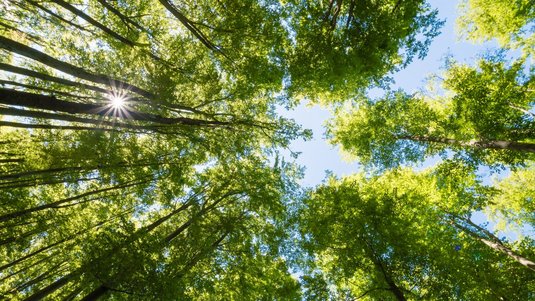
xmin=329 ymin=58 xmax=535 ymax=170
xmin=298 ymin=168 xmax=535 ymax=300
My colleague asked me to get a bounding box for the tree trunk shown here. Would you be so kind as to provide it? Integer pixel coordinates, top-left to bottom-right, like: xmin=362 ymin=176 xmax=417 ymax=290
xmin=22 ymin=271 xmax=77 ymax=301
xmin=0 ymin=178 xmax=148 ymax=222
xmin=398 ymin=135 xmax=535 ymax=153
xmin=0 ymin=88 xmax=227 ymax=126
xmin=79 ymin=285 xmax=110 ymax=301
xmin=0 ymin=62 xmax=108 ymax=94
xmin=49 ymin=0 xmax=142 ymax=47
xmin=0 ymin=36 xmax=152 ymax=98
xmin=158 ymin=0 xmax=221 ymax=54
xmin=451 ymin=216 xmax=535 ymax=272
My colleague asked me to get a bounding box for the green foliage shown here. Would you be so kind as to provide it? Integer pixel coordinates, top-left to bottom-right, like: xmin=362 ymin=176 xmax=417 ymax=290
xmin=457 ymin=0 xmax=535 ymax=57
xmin=298 ymin=169 xmax=535 ymax=300
xmin=329 ymin=57 xmax=535 ymax=170
xmin=286 ymin=0 xmax=444 ymax=102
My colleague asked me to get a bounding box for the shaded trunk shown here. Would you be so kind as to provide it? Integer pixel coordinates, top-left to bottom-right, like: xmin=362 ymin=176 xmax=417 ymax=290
xmin=79 ymin=285 xmax=110 ymax=301
xmin=22 ymin=271 xmax=77 ymax=301
xmin=0 ymin=79 xmax=100 ymax=100
xmin=158 ymin=0 xmax=222 ymax=55
xmin=95 ymin=0 xmax=146 ymax=32
xmin=0 ymin=88 xmax=228 ymax=126
xmin=0 ymin=62 xmax=108 ymax=94
xmin=24 ymin=0 xmax=92 ymax=32
xmin=0 ymin=36 xmax=152 ymax=98
xmin=49 ymin=0 xmax=143 ymax=47
xmin=398 ymin=135 xmax=535 ymax=153
xmin=375 ymin=259 xmax=407 ymax=301
xmin=451 ymin=216 xmax=535 ymax=272
xmin=0 ymin=178 xmax=148 ymax=222
xmin=0 ymin=120 xmax=125 ymax=133
xmin=0 ymin=106 xmax=165 ymax=133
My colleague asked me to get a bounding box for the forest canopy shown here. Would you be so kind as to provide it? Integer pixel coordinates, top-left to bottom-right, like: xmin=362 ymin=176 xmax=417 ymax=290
xmin=0 ymin=0 xmax=533 ymax=300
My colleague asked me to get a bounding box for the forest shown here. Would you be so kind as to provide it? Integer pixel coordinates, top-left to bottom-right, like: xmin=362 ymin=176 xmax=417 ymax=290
xmin=0 ymin=0 xmax=533 ymax=300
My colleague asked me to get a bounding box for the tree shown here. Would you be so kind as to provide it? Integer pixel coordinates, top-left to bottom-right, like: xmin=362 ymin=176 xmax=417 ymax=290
xmin=457 ymin=0 xmax=535 ymax=57
xmin=329 ymin=57 xmax=535 ymax=170
xmin=298 ymin=167 xmax=535 ymax=300
xmin=286 ymin=0 xmax=444 ymax=102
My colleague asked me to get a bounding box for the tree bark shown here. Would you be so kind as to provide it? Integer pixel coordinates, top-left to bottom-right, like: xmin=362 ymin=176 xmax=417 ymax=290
xmin=157 ymin=0 xmax=222 ymax=54
xmin=49 ymin=0 xmax=144 ymax=47
xmin=0 ymin=62 xmax=108 ymax=94
xmin=22 ymin=271 xmax=77 ymax=301
xmin=398 ymin=135 xmax=535 ymax=153
xmin=0 ymin=106 xmax=164 ymax=133
xmin=79 ymin=285 xmax=110 ymax=301
xmin=0 ymin=88 xmax=228 ymax=127
xmin=0 ymin=178 xmax=148 ymax=222
xmin=451 ymin=216 xmax=535 ymax=272
xmin=0 ymin=36 xmax=153 ymax=98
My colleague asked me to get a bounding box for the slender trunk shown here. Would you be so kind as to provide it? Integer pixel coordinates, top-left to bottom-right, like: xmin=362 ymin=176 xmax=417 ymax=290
xmin=63 ymin=286 xmax=84 ymax=301
xmin=0 ymin=256 xmax=52 ymax=284
xmin=49 ymin=0 xmax=143 ymax=47
xmin=24 ymin=0 xmax=92 ymax=33
xmin=0 ymin=36 xmax=153 ymax=98
xmin=9 ymin=262 xmax=67 ymax=294
xmin=0 ymin=79 xmax=100 ymax=100
xmin=164 ymin=191 xmax=238 ymax=242
xmin=0 ymin=120 xmax=125 ymax=132
xmin=364 ymin=238 xmax=408 ymax=301
xmin=173 ymin=229 xmax=229 ymax=279
xmin=79 ymin=285 xmax=110 ymax=301
xmin=0 ymin=158 xmax=175 ymax=182
xmin=375 ymin=258 xmax=407 ymax=301
xmin=22 ymin=271 xmax=78 ymax=301
xmin=55 ymin=198 xmax=199 ymax=300
xmin=480 ymin=238 xmax=535 ymax=271
xmin=0 ymin=177 xmax=97 ymax=191
xmin=0 ymin=63 xmax=108 ymax=94
xmin=20 ymin=209 xmax=136 ymax=300
xmin=158 ymin=0 xmax=223 ymax=55
xmin=0 ymin=106 xmax=165 ymax=132
xmin=0 ymin=178 xmax=148 ymax=222
xmin=451 ymin=217 xmax=535 ymax=272
xmin=0 ymin=20 xmax=44 ymax=45
xmin=0 ymin=88 xmax=228 ymax=126
xmin=398 ymin=135 xmax=535 ymax=153
xmin=95 ymin=0 xmax=145 ymax=32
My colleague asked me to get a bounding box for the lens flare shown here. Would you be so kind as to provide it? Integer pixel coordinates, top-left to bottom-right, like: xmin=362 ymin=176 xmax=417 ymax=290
xmin=110 ymin=94 xmax=125 ymax=108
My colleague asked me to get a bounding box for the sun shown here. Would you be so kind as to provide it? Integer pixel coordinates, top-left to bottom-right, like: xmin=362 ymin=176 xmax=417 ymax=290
xmin=110 ymin=94 xmax=125 ymax=108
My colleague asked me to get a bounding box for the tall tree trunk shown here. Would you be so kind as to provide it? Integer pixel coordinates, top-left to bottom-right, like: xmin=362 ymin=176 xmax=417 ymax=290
xmin=23 ymin=0 xmax=92 ymax=32
xmin=0 ymin=62 xmax=108 ymax=94
xmin=0 ymin=106 xmax=163 ymax=132
xmin=0 ymin=178 xmax=148 ymax=222
xmin=0 ymin=36 xmax=152 ymax=98
xmin=158 ymin=0 xmax=223 ymax=55
xmin=49 ymin=0 xmax=143 ymax=47
xmin=79 ymin=285 xmax=110 ymax=301
xmin=0 ymin=88 xmax=228 ymax=126
xmin=451 ymin=216 xmax=535 ymax=272
xmin=22 ymin=271 xmax=78 ymax=301
xmin=398 ymin=135 xmax=535 ymax=153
